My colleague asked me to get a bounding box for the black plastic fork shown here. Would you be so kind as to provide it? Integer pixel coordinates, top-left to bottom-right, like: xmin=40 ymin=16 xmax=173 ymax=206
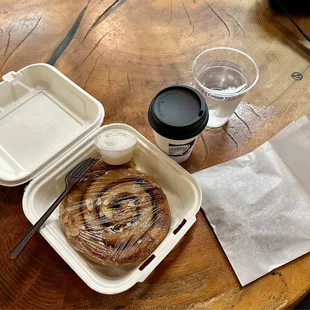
xmin=10 ymin=157 xmax=98 ymax=259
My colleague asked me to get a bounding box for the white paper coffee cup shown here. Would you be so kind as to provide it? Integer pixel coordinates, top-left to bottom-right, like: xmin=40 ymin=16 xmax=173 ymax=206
xmin=148 ymin=86 xmax=208 ymax=163
xmin=153 ymin=130 xmax=198 ymax=163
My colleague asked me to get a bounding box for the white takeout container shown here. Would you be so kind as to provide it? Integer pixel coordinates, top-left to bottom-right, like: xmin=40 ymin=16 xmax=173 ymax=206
xmin=0 ymin=64 xmax=202 ymax=294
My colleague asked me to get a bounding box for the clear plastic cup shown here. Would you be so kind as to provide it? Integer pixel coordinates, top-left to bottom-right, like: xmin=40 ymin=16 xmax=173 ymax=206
xmin=192 ymin=47 xmax=259 ymax=127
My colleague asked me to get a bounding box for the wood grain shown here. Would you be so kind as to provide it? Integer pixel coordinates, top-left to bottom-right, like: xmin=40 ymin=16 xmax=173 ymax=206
xmin=1 ymin=0 xmax=310 ymax=308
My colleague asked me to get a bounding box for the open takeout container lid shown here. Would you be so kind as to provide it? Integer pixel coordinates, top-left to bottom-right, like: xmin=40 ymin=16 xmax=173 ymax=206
xmin=0 ymin=63 xmax=104 ymax=186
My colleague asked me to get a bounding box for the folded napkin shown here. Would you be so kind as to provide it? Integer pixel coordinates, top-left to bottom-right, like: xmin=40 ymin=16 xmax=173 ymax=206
xmin=194 ymin=116 xmax=310 ymax=286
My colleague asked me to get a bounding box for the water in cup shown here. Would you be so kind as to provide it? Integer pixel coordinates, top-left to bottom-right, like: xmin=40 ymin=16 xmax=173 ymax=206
xmin=196 ymin=61 xmax=248 ymax=127
xmin=192 ymin=47 xmax=259 ymax=128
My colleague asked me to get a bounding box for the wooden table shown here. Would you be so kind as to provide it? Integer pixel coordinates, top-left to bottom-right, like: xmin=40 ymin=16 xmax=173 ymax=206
xmin=1 ymin=0 xmax=310 ymax=308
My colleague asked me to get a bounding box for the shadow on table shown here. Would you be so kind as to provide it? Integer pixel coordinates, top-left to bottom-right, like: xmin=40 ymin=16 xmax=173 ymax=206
xmin=295 ymin=294 xmax=310 ymax=309
xmin=259 ymin=2 xmax=310 ymax=60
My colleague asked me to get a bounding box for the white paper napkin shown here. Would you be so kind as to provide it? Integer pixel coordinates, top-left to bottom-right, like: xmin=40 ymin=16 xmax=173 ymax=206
xmin=193 ymin=116 xmax=310 ymax=286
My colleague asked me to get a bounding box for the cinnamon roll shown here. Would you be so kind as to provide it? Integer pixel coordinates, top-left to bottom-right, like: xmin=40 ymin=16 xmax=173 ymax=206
xmin=60 ymin=161 xmax=171 ymax=266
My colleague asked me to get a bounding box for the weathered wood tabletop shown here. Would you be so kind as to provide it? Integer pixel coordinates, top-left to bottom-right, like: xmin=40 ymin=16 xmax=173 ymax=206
xmin=1 ymin=0 xmax=310 ymax=309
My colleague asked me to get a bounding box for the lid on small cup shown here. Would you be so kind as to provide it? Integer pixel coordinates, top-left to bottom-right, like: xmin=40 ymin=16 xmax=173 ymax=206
xmin=148 ymin=85 xmax=208 ymax=140
xmin=95 ymin=129 xmax=137 ymax=153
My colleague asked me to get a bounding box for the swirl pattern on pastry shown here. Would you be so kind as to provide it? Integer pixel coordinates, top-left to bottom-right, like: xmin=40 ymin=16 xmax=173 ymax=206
xmin=60 ymin=162 xmax=171 ymax=266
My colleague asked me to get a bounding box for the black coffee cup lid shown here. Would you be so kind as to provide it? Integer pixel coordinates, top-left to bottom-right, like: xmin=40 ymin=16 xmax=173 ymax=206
xmin=148 ymin=85 xmax=209 ymax=140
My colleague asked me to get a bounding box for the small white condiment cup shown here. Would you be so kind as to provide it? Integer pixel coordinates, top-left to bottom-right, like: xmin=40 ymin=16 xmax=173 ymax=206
xmin=95 ymin=129 xmax=137 ymax=165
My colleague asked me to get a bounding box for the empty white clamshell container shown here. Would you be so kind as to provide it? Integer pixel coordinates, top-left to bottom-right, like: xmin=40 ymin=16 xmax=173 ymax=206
xmin=0 ymin=64 xmax=202 ymax=294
